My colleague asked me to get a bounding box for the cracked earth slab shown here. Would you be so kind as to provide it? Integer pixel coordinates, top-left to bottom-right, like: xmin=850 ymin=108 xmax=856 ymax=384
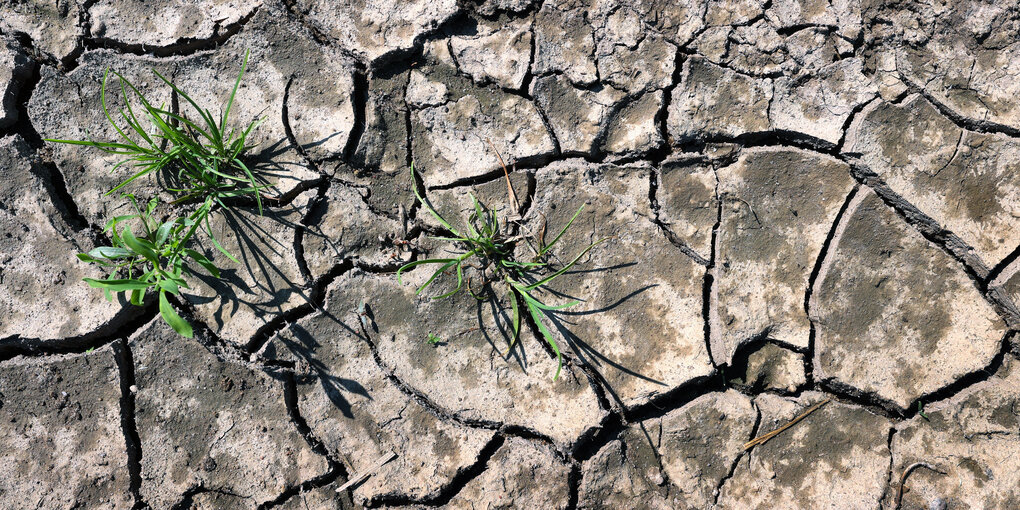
xmin=717 ymin=392 xmax=893 ymax=508
xmin=811 ymin=188 xmax=1006 ymax=413
xmin=182 ymin=190 xmax=315 ymax=348
xmin=130 ymin=319 xmax=329 ymax=508
xmin=712 ymin=147 xmax=856 ymax=365
xmin=0 ymin=135 xmax=128 ymax=342
xmin=843 ymin=94 xmax=1020 ymax=266
xmin=0 ymin=0 xmax=82 ymax=64
xmin=0 ymin=36 xmax=31 ymax=129
xmin=527 ymin=159 xmax=713 ymax=409
xmin=261 ymin=273 xmax=498 ymax=505
xmin=884 ymin=0 xmax=1020 ymax=132
xmin=408 ymin=63 xmax=556 ymax=187
xmin=0 ymin=346 xmax=132 ymax=508
xmin=578 ymin=390 xmax=756 ymax=509
xmin=886 ymin=355 xmax=1020 ymax=509
xmin=88 ymin=0 xmax=261 ymax=49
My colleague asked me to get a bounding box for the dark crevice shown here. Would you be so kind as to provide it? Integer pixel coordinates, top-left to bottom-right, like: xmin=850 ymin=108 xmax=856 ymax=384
xmin=245 ymin=259 xmax=356 ymax=354
xmin=294 ymin=181 xmax=332 ymax=283
xmin=880 ymin=426 xmax=898 ymax=507
xmin=986 ymin=245 xmax=1020 ymax=288
xmin=565 ymin=462 xmax=582 ymax=510
xmin=0 ymin=299 xmax=155 ymax=362
xmin=258 ymin=373 xmax=350 ymax=509
xmin=624 ymin=372 xmax=725 ymax=423
xmin=898 ymin=72 xmax=1020 ymax=139
xmin=341 ymin=68 xmax=370 ymax=162
xmin=712 ymin=400 xmax=761 ymax=505
xmin=703 ymin=166 xmax=722 ymax=367
xmin=803 ymin=185 xmax=860 ymax=385
xmin=650 ymin=47 xmax=686 ymax=162
xmin=365 ymin=434 xmax=506 ymax=507
xmin=82 ymin=7 xmax=259 ymax=59
xmin=648 ymin=159 xmax=712 ymax=266
xmin=112 ymin=338 xmax=147 ymax=510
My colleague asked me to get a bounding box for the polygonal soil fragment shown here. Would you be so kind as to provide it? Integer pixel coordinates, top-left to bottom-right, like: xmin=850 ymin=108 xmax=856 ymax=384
xmin=717 ymin=392 xmax=892 ymax=508
xmin=449 ymin=16 xmax=532 ymax=91
xmin=888 ymin=357 xmax=1020 ymax=509
xmin=302 ymin=182 xmax=404 ymax=276
xmin=529 ymin=160 xmax=713 ymax=408
xmin=578 ymin=390 xmax=756 ymax=509
xmin=604 ymin=90 xmax=665 ymax=158
xmin=318 ymin=269 xmax=605 ymax=445
xmin=657 ymin=390 xmax=757 ymax=507
xmin=578 ymin=429 xmax=676 ymax=509
xmin=591 ymin=8 xmax=677 ymax=95
xmin=712 ymin=148 xmax=855 ymax=365
xmin=843 ymin=94 xmax=1020 ymax=265
xmin=811 ymin=189 xmax=1006 ymax=412
xmin=0 ymin=347 xmax=131 ymax=509
xmin=771 ymin=58 xmax=877 ymax=146
xmin=30 ymin=7 xmax=342 ymax=225
xmin=0 ymin=37 xmax=30 ymax=129
xmin=531 ymin=74 xmax=625 ymax=157
xmin=443 ymin=437 xmax=571 ymax=509
xmin=600 ymin=0 xmax=705 ymax=47
xmin=668 ymin=57 xmax=773 ymax=144
xmin=654 ymin=155 xmax=717 ymax=261
xmin=0 ymin=135 xmax=127 ymax=342
xmin=728 ymin=342 xmax=807 ymax=394
xmin=288 ymin=0 xmax=460 ymax=65
xmin=765 ymin=0 xmax=862 ymax=42
xmin=892 ymin=0 xmax=1020 ymax=130
xmin=409 ymin=64 xmax=556 ymax=187
xmin=89 ymin=0 xmax=261 ymax=48
xmin=183 ymin=190 xmax=315 ymax=347
xmin=0 ymin=0 xmax=82 ymax=62
xmin=533 ymin=0 xmax=598 ymax=86
xmin=262 ymin=276 xmax=496 ymax=504
xmin=130 ymin=319 xmax=329 ymax=508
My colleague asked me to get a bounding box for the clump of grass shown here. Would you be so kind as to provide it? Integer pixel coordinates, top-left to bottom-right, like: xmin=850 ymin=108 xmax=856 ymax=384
xmin=48 ymin=51 xmax=265 ymax=336
xmin=397 ymin=163 xmax=603 ymax=379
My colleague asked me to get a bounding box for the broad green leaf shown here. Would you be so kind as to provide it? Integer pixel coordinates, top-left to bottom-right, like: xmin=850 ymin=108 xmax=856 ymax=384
xmin=159 ymin=290 xmax=193 ymax=338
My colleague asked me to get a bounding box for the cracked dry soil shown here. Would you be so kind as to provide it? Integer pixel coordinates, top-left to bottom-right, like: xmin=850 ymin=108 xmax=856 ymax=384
xmin=2 ymin=0 xmax=1020 ymax=508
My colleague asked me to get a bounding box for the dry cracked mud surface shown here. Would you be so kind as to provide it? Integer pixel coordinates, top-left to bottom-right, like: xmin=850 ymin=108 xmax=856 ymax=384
xmin=2 ymin=0 xmax=1020 ymax=508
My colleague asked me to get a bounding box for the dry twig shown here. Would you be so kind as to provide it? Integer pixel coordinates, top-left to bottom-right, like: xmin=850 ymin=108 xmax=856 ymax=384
xmin=743 ymin=397 xmax=833 ymax=450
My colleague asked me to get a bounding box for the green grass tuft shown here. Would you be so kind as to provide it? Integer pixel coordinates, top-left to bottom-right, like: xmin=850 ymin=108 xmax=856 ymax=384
xmin=398 ymin=163 xmax=604 ymax=379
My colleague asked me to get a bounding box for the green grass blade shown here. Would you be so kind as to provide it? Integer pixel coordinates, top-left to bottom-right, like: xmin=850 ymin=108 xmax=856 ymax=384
xmin=525 ymin=301 xmax=562 ymax=380
xmin=525 ymin=238 xmax=606 ymax=291
xmin=121 ymin=226 xmax=159 ymax=263
xmin=396 ymin=258 xmax=455 ymax=284
xmin=538 ymin=204 xmax=585 ymax=257
xmin=83 ymin=278 xmax=153 ymax=291
xmin=159 ymin=290 xmax=193 ymax=338
xmin=410 ymin=162 xmax=461 ymax=237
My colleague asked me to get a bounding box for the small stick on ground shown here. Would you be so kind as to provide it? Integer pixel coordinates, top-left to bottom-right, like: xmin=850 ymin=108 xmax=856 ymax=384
xmin=894 ymin=462 xmax=945 ymax=510
xmin=336 ymin=451 xmax=397 ymax=492
xmin=486 ymin=138 xmax=521 ymax=217
xmin=743 ymin=397 xmax=832 ymax=450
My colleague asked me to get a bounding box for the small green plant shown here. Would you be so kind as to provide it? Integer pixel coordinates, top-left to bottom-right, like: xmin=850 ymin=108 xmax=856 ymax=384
xmin=918 ymin=401 xmax=930 ymax=421
xmin=46 ymin=50 xmax=267 ymax=212
xmin=397 ymin=164 xmax=603 ymax=379
xmin=76 ymin=195 xmax=223 ymax=337
xmin=49 ymin=51 xmax=265 ymax=336
xmin=426 ymin=333 xmax=443 ymax=345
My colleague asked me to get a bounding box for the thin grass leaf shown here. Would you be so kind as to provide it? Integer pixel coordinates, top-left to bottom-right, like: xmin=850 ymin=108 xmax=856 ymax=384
xmin=525 ymin=300 xmax=562 ymax=380
xmin=525 ymin=238 xmax=607 ymax=291
xmin=83 ymin=278 xmax=153 ymax=291
xmin=538 ymin=204 xmax=585 ymax=257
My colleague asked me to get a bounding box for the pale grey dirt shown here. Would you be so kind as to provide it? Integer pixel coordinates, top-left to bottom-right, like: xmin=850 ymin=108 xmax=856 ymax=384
xmin=2 ymin=0 xmax=1020 ymax=508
